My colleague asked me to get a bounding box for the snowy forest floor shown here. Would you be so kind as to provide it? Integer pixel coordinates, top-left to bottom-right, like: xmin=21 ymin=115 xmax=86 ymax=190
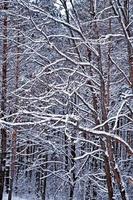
xmin=3 ymin=193 xmax=34 ymax=200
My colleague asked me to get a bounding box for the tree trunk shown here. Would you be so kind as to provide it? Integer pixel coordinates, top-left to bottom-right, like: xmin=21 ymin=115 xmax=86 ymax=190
xmin=8 ymin=25 xmax=20 ymax=200
xmin=0 ymin=2 xmax=8 ymax=199
xmin=8 ymin=130 xmax=17 ymax=200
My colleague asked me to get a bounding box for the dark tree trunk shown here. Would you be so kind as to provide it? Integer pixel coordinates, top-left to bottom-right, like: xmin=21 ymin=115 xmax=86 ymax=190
xmin=0 ymin=2 xmax=8 ymax=199
xmin=8 ymin=25 xmax=20 ymax=200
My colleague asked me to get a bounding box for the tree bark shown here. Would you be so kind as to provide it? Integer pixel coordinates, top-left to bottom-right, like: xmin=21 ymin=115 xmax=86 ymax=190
xmin=0 ymin=2 xmax=8 ymax=199
xmin=8 ymin=24 xmax=20 ymax=200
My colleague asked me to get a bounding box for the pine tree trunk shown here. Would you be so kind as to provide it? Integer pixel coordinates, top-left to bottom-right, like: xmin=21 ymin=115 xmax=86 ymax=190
xmin=0 ymin=2 xmax=8 ymax=199
xmin=8 ymin=130 xmax=17 ymax=200
xmin=8 ymin=25 xmax=20 ymax=200
xmin=92 ymin=10 xmax=115 ymax=199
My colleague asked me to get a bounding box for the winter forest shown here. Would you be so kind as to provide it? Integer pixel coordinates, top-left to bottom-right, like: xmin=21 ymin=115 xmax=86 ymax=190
xmin=0 ymin=0 xmax=133 ymax=200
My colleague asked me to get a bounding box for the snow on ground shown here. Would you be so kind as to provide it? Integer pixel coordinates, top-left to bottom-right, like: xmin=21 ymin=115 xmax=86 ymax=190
xmin=3 ymin=193 xmax=29 ymax=200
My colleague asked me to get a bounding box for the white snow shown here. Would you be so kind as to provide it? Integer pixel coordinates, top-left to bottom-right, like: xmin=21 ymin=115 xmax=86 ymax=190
xmin=3 ymin=194 xmax=29 ymax=200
